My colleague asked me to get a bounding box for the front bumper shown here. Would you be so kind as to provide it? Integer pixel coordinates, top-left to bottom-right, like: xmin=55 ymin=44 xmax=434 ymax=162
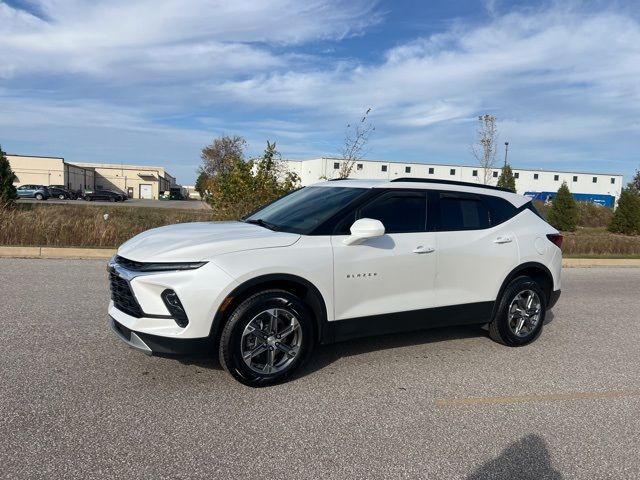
xmin=110 ymin=317 xmax=211 ymax=355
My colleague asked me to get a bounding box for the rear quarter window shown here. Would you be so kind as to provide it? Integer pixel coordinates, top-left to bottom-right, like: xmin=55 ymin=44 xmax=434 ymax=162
xmin=482 ymin=195 xmax=519 ymax=226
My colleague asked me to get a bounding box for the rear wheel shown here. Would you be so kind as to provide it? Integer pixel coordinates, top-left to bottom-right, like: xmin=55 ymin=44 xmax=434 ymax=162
xmin=489 ymin=276 xmax=546 ymax=346
xmin=35 ymin=193 xmax=43 ymax=200
xmin=58 ymin=194 xmax=65 ymax=200
xmin=219 ymin=290 xmax=314 ymax=387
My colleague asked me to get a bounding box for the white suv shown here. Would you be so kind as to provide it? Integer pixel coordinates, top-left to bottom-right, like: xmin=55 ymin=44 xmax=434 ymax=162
xmin=109 ymin=178 xmax=562 ymax=386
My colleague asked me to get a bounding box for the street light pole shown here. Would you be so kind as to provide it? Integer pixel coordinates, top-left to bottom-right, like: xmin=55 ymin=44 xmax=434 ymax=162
xmin=504 ymin=141 xmax=509 ymax=166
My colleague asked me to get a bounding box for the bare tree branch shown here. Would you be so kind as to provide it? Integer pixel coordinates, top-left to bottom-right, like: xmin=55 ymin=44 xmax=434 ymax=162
xmin=471 ymin=114 xmax=498 ymax=185
xmin=336 ymin=108 xmax=375 ymax=179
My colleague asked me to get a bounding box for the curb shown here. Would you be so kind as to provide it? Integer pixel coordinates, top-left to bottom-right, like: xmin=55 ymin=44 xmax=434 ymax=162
xmin=0 ymin=246 xmax=116 ymax=259
xmin=562 ymin=258 xmax=640 ymax=268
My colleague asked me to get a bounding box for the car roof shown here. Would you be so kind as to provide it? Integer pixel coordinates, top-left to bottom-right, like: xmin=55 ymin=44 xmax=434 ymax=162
xmin=312 ymin=178 xmax=529 ymax=207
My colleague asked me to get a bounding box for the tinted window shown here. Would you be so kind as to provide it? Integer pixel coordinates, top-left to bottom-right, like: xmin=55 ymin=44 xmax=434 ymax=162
xmin=358 ymin=192 xmax=427 ymax=234
xmin=438 ymin=194 xmax=490 ymax=231
xmin=245 ymin=186 xmax=367 ymax=234
xmin=483 ymin=195 xmax=518 ymax=226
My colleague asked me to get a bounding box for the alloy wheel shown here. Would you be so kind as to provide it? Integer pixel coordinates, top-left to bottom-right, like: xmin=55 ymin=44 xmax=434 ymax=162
xmin=507 ymin=289 xmax=542 ymax=337
xmin=240 ymin=308 xmax=302 ymax=374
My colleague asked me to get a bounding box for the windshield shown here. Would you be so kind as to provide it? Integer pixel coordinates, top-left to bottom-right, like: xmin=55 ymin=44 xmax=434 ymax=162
xmin=244 ymin=186 xmax=368 ymax=234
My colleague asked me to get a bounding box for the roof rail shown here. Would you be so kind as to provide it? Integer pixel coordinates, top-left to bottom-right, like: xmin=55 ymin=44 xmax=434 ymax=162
xmin=390 ymin=177 xmax=514 ymax=193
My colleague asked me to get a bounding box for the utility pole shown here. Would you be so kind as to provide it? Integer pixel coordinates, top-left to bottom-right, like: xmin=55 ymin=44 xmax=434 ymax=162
xmin=504 ymin=141 xmax=509 ymax=166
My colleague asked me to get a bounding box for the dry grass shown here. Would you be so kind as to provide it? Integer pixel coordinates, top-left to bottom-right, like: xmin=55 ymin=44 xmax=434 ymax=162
xmin=562 ymin=227 xmax=640 ymax=257
xmin=0 ymin=203 xmax=217 ymax=248
xmin=1 ymin=202 xmax=639 ymax=257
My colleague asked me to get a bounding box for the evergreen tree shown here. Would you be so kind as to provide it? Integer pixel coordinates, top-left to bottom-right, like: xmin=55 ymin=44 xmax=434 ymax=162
xmin=608 ymin=186 xmax=640 ymax=235
xmin=0 ymin=146 xmax=18 ymax=208
xmin=547 ymin=182 xmax=578 ymax=231
xmin=496 ymin=162 xmax=516 ymax=192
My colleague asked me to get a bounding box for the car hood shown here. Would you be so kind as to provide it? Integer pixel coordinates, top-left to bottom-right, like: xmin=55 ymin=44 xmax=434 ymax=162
xmin=117 ymin=221 xmax=300 ymax=262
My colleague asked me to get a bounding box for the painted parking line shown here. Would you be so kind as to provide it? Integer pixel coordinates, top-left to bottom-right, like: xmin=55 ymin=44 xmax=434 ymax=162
xmin=436 ymin=389 xmax=640 ymax=407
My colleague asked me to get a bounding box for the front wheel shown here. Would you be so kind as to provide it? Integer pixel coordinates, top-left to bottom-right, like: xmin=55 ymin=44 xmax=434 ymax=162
xmin=58 ymin=194 xmax=65 ymax=200
xmin=489 ymin=276 xmax=546 ymax=346
xmin=35 ymin=193 xmax=43 ymax=200
xmin=219 ymin=290 xmax=314 ymax=387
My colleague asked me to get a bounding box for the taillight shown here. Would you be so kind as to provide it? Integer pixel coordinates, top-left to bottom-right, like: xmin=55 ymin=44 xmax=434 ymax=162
xmin=547 ymin=233 xmax=563 ymax=248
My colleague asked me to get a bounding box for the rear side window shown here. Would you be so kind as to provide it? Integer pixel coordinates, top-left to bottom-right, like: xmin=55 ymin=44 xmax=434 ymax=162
xmin=438 ymin=193 xmax=490 ymax=231
xmin=359 ymin=192 xmax=427 ymax=233
xmin=483 ymin=195 xmax=518 ymax=226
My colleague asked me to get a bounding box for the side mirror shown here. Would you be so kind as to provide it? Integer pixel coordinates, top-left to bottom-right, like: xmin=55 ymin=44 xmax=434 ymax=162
xmin=343 ymin=218 xmax=385 ymax=245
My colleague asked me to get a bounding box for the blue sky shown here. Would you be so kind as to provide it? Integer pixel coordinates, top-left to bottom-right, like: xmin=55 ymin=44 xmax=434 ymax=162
xmin=1 ymin=0 xmax=639 ymax=185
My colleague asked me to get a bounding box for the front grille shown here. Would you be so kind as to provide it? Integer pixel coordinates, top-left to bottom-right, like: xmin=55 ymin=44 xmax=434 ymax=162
xmin=114 ymin=255 xmax=147 ymax=271
xmin=109 ymin=271 xmax=144 ymax=318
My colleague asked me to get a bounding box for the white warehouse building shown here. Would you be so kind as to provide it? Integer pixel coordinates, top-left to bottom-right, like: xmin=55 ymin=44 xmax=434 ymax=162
xmin=284 ymin=157 xmax=623 ymax=203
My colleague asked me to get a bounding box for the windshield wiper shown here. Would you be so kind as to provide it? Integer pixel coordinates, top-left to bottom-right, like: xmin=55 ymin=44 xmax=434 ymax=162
xmin=243 ymin=218 xmax=280 ymax=231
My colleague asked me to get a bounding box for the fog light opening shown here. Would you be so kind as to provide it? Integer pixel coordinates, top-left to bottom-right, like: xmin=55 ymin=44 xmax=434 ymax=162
xmin=161 ymin=289 xmax=189 ymax=328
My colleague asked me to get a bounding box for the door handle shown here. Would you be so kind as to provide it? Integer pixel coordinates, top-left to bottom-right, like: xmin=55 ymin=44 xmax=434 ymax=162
xmin=494 ymin=236 xmax=513 ymax=244
xmin=413 ymin=245 xmax=435 ymax=254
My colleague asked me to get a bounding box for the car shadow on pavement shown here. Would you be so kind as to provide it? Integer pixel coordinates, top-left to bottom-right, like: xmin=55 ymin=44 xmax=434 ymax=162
xmin=466 ymin=434 xmax=562 ymax=480
xmin=299 ymin=324 xmax=487 ymax=378
xmin=175 ymin=311 xmax=556 ymax=378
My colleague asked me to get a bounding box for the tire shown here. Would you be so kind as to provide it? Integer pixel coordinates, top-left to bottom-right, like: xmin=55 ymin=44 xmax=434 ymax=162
xmin=219 ymin=289 xmax=315 ymax=387
xmin=489 ymin=276 xmax=546 ymax=347
xmin=59 ymin=194 xmax=65 ymax=200
xmin=35 ymin=193 xmax=43 ymax=200
xmin=110 ymin=197 xmax=116 ymax=202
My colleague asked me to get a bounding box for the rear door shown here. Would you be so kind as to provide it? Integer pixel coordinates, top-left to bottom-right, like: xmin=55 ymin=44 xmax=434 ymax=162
xmin=331 ymin=189 xmax=437 ymax=321
xmin=432 ymin=191 xmax=519 ymax=308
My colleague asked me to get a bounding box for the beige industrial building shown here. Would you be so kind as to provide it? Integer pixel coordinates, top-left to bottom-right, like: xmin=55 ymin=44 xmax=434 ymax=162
xmin=71 ymin=162 xmax=177 ymax=200
xmin=8 ymin=154 xmax=95 ymax=192
xmin=8 ymin=154 xmax=177 ymax=199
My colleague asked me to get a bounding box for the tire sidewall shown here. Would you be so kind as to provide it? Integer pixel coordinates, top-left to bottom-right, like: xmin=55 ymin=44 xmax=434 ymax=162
xmin=221 ymin=291 xmax=314 ymax=386
xmin=496 ymin=276 xmax=547 ymax=346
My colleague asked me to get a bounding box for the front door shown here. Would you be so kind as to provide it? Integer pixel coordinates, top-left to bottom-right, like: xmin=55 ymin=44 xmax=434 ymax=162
xmin=331 ymin=190 xmax=436 ymax=321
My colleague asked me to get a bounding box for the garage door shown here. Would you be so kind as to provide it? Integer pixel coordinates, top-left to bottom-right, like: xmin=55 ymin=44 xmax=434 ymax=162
xmin=139 ymin=184 xmax=153 ymax=199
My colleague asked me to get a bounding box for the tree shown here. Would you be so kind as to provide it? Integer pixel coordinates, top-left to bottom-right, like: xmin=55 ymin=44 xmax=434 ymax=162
xmin=472 ymin=114 xmax=498 ymax=184
xmin=199 ymin=135 xmax=246 ymax=178
xmin=497 ymin=163 xmax=516 ymax=192
xmin=336 ymin=108 xmax=375 ymax=179
xmin=547 ymin=182 xmax=578 ymax=231
xmin=0 ymin=146 xmax=17 ymax=208
xmin=194 ymin=171 xmax=209 ymax=198
xmin=608 ymin=186 xmax=640 ymax=235
xmin=631 ymin=169 xmax=640 ymax=190
xmin=205 ymin=140 xmax=300 ymax=219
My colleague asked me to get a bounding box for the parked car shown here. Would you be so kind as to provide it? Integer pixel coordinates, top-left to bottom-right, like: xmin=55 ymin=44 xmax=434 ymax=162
xmin=108 ymin=178 xmax=562 ymax=386
xmin=16 ymin=184 xmax=50 ymax=200
xmin=48 ymin=186 xmax=75 ymax=200
xmin=109 ymin=190 xmax=128 ymax=201
xmin=85 ymin=190 xmax=122 ymax=202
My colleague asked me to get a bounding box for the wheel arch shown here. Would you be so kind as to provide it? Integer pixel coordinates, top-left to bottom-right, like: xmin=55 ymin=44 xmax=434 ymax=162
xmin=209 ymin=273 xmax=328 ymax=349
xmin=494 ymin=262 xmax=554 ymax=316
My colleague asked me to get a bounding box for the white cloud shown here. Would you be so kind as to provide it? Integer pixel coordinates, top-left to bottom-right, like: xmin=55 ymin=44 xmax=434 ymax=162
xmin=0 ymin=0 xmax=380 ymax=78
xmin=2 ymin=1 xmax=640 ymax=183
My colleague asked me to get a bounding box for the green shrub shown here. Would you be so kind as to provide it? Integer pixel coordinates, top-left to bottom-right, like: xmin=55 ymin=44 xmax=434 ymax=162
xmin=608 ymin=187 xmax=640 ymax=235
xmin=547 ymin=182 xmax=578 ymax=231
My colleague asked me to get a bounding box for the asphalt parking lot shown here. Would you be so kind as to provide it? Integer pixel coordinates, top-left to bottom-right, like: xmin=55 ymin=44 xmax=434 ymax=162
xmin=17 ymin=198 xmax=210 ymax=210
xmin=1 ymin=259 xmax=639 ymax=479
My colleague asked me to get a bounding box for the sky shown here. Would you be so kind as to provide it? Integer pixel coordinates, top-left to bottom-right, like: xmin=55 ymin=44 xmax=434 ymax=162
xmin=1 ymin=0 xmax=639 ymax=185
